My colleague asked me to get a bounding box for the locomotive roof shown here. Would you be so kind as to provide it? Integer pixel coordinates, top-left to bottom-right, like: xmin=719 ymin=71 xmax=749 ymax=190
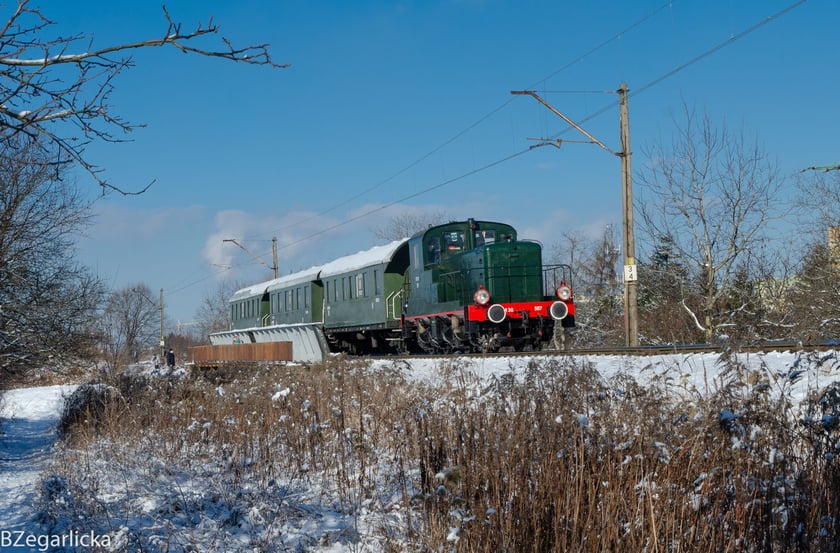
xmin=319 ymin=238 xmax=409 ymax=277
xmin=409 ymin=219 xmax=516 ymax=238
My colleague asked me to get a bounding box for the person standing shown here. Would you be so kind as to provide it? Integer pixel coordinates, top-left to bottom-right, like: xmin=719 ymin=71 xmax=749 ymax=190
xmin=166 ymin=348 xmax=175 ymax=369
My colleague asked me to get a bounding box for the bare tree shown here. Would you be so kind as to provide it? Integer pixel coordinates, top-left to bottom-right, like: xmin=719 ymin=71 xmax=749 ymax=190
xmin=100 ymin=284 xmax=161 ymax=370
xmin=0 ymin=137 xmax=104 ymax=383
xmin=637 ymin=107 xmax=782 ymax=343
xmin=0 ymin=1 xmax=287 ymax=194
xmin=795 ymin=170 xmax=840 ymax=241
xmin=372 ymin=211 xmax=449 ymax=242
xmin=195 ymin=278 xmax=244 ymax=342
xmin=579 ymin=225 xmax=623 ymax=346
xmin=637 ymin=234 xmax=695 ymax=343
xmin=787 ymin=240 xmax=840 ymax=342
xmin=552 ymin=226 xmax=623 ymax=347
xmin=547 ymin=230 xmax=588 ymax=285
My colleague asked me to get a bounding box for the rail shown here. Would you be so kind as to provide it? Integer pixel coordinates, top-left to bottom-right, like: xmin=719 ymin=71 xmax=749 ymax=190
xmin=374 ymin=339 xmax=839 ymax=360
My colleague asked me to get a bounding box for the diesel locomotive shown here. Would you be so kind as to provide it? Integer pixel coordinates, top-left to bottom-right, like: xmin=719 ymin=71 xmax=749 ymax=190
xmin=210 ymin=218 xmax=574 ymax=356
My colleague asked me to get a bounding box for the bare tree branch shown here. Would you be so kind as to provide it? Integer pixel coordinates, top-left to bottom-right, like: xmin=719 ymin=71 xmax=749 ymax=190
xmin=0 ymin=1 xmax=288 ymax=195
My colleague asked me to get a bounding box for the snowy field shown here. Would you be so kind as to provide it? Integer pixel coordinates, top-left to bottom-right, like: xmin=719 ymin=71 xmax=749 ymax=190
xmin=0 ymin=349 xmax=838 ymax=552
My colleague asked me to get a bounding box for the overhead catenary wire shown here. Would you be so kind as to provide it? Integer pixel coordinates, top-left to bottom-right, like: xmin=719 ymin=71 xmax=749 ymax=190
xmin=265 ymin=0 xmax=807 ymax=256
xmin=235 ymin=1 xmax=676 ymax=244
xmin=171 ymin=0 xmax=807 ymax=299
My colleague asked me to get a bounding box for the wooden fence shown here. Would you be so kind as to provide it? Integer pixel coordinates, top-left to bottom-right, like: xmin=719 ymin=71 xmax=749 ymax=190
xmin=188 ymin=342 xmax=293 ymax=366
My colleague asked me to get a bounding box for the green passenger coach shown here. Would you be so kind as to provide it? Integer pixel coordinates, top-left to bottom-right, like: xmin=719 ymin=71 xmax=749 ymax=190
xmin=321 ymin=239 xmax=410 ymax=352
xmin=266 ymin=267 xmax=323 ymax=326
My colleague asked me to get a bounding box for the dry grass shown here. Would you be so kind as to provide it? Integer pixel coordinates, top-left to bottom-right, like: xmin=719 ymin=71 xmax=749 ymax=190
xmin=44 ymin=354 xmax=840 ymax=552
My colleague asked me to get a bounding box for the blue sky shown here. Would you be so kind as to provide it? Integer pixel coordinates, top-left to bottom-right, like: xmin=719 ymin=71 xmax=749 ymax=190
xmin=40 ymin=0 xmax=835 ymax=327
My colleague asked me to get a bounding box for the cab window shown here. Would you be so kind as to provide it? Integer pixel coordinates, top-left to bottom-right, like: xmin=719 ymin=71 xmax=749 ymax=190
xmin=475 ymin=230 xmax=495 ymax=246
xmin=425 ymin=236 xmax=441 ymax=266
xmin=444 ymin=231 xmax=465 ymax=251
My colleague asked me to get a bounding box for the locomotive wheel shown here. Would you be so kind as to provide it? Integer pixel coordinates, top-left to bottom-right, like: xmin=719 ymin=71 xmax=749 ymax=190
xmin=477 ymin=334 xmax=499 ymax=354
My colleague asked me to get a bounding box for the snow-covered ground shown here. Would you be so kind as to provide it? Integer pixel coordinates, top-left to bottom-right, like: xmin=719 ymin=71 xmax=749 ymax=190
xmin=375 ymin=349 xmax=840 ymax=405
xmin=0 ymin=350 xmax=838 ymax=552
xmin=0 ymin=385 xmax=76 ymax=551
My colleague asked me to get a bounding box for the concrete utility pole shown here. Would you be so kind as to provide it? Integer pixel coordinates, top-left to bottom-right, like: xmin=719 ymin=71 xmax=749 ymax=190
xmin=511 ymin=83 xmax=639 ymax=346
xmin=223 ymin=237 xmax=279 ymax=279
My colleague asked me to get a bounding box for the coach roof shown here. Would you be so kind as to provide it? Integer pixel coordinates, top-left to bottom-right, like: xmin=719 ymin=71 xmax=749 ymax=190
xmin=319 ymin=238 xmax=409 ymax=278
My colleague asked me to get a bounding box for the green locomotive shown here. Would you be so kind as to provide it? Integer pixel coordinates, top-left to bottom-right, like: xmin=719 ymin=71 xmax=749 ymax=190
xmin=401 ymin=218 xmax=574 ymax=352
xmin=210 ymin=218 xmax=574 ymax=357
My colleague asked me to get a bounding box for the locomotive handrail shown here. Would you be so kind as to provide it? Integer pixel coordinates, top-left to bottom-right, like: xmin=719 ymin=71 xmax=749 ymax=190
xmin=542 ymin=264 xmax=574 ymax=291
xmin=386 ymin=289 xmax=403 ymax=320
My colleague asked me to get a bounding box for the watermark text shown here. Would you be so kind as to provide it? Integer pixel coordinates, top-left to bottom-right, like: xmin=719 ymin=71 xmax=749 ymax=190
xmin=1 ymin=530 xmax=111 ymax=551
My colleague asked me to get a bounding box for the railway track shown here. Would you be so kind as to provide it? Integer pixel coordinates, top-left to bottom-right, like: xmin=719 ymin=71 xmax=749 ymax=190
xmin=373 ymin=340 xmax=839 ymax=362
xmin=189 ymin=340 xmax=838 ymax=369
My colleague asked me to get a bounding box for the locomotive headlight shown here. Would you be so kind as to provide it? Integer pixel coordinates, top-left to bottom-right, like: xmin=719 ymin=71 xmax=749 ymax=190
xmin=556 ymin=284 xmax=573 ymax=301
xmin=474 ymin=286 xmax=491 ymax=305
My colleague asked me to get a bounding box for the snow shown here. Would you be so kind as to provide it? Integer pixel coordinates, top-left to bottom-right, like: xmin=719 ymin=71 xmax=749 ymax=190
xmin=229 ymin=238 xmax=408 ymax=302
xmin=318 ymin=238 xmax=408 ymax=277
xmin=0 ymin=385 xmax=76 ymax=536
xmin=1 ymin=350 xmax=838 ymax=551
xmin=374 ymin=350 xmax=840 ymax=407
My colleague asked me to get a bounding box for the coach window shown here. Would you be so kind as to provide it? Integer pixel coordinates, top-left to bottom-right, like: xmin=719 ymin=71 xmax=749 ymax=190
xmin=305 ymin=287 xmax=310 ymax=308
xmin=356 ymin=273 xmax=365 ymax=297
xmin=295 ymin=288 xmax=300 ymax=310
xmin=374 ymin=269 xmax=381 ymax=295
